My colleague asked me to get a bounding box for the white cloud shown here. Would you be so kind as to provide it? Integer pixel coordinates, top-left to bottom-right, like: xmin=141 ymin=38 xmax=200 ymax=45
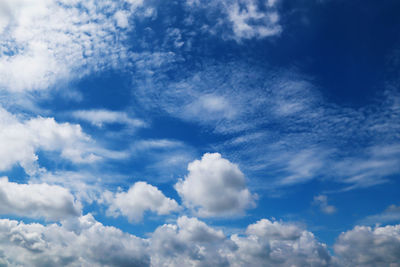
xmin=360 ymin=204 xmax=400 ymax=226
xmin=184 ymin=0 xmax=282 ymax=41
xmin=0 ymin=0 xmax=142 ymax=92
xmin=0 ymin=107 xmax=102 ymax=174
xmin=183 ymin=94 xmax=238 ymax=121
xmin=313 ymin=195 xmax=336 ymax=214
xmin=334 ymin=144 xmax=400 ymax=190
xmin=334 ymin=224 xmax=400 ymax=266
xmin=8 ymin=214 xmax=400 ymax=267
xmin=228 ymin=219 xmax=332 ymax=267
xmin=35 ymin=170 xmax=107 ymax=204
xmin=227 ymin=0 xmax=282 ymax=41
xmin=0 ymin=214 xmax=149 ymax=266
xmin=279 ymin=149 xmax=326 ymax=186
xmin=0 ymin=177 xmax=81 ymax=221
xmin=105 ymin=181 xmax=180 ymax=222
xmin=150 ymin=216 xmax=332 ymax=267
xmin=150 ymin=216 xmax=229 ymax=267
xmin=133 ymin=139 xmax=185 ymax=150
xmin=114 ymin=10 xmax=130 ymax=28
xmin=72 ymin=109 xmax=147 ymax=128
xmin=135 ymin=61 xmax=400 ymax=191
xmin=175 ymin=153 xmax=256 ymax=217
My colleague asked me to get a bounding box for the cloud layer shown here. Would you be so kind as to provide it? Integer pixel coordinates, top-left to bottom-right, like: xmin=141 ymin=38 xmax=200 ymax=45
xmin=0 ymin=0 xmax=142 ymax=92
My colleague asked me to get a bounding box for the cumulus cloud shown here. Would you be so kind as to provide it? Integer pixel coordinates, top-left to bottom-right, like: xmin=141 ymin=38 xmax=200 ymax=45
xmin=6 ymin=214 xmax=400 ymax=267
xmin=0 ymin=0 xmax=142 ymax=92
xmin=150 ymin=216 xmax=229 ymax=267
xmin=175 ymin=153 xmax=256 ymax=217
xmin=150 ymin=216 xmax=332 ymax=267
xmin=105 ymin=181 xmax=180 ymax=222
xmin=334 ymin=224 xmax=400 ymax=266
xmin=227 ymin=219 xmax=332 ymax=267
xmin=313 ymin=195 xmax=336 ymax=214
xmin=0 ymin=177 xmax=81 ymax=221
xmin=0 ymin=107 xmax=102 ymax=174
xmin=72 ymin=109 xmax=147 ymax=128
xmin=0 ymin=214 xmax=149 ymax=266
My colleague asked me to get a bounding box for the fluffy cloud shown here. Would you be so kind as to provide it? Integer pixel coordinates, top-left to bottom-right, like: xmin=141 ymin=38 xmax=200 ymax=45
xmin=0 ymin=177 xmax=81 ymax=221
xmin=5 ymin=214 xmax=400 ymax=267
xmin=175 ymin=153 xmax=256 ymax=217
xmin=150 ymin=216 xmax=332 ymax=267
xmin=150 ymin=216 xmax=229 ymax=267
xmin=0 ymin=0 xmax=142 ymax=92
xmin=72 ymin=109 xmax=146 ymax=128
xmin=0 ymin=214 xmax=149 ymax=266
xmin=105 ymin=181 xmax=180 ymax=222
xmin=227 ymin=219 xmax=332 ymax=267
xmin=0 ymin=107 xmax=101 ymax=174
xmin=334 ymin=224 xmax=400 ymax=266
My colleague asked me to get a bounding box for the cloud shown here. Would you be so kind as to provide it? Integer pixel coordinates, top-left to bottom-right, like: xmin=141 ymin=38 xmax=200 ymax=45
xmin=360 ymin=204 xmax=400 ymax=226
xmin=150 ymin=216 xmax=229 ymax=267
xmin=6 ymin=214 xmax=400 ymax=267
xmin=135 ymin=60 xmax=400 ymax=192
xmin=0 ymin=214 xmax=149 ymax=266
xmin=175 ymin=153 xmax=256 ymax=217
xmin=183 ymin=94 xmax=238 ymax=121
xmin=184 ymin=0 xmax=282 ymax=42
xmin=334 ymin=144 xmax=400 ymax=191
xmin=105 ymin=181 xmax=180 ymax=222
xmin=150 ymin=216 xmax=332 ymax=267
xmin=0 ymin=177 xmax=80 ymax=221
xmin=278 ymin=149 xmax=326 ymax=186
xmin=228 ymin=219 xmax=332 ymax=266
xmin=128 ymin=139 xmax=196 ymax=183
xmin=72 ymin=109 xmax=147 ymax=128
xmin=313 ymin=195 xmax=336 ymax=214
xmin=334 ymin=224 xmax=400 ymax=266
xmin=34 ymin=170 xmax=107 ymax=204
xmin=227 ymin=0 xmax=282 ymax=41
xmin=133 ymin=139 xmax=185 ymax=151
xmin=0 ymin=107 xmax=104 ymax=174
xmin=0 ymin=0 xmax=143 ymax=92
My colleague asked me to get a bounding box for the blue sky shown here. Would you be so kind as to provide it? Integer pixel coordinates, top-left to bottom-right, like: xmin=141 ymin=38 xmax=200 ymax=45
xmin=0 ymin=0 xmax=400 ymax=266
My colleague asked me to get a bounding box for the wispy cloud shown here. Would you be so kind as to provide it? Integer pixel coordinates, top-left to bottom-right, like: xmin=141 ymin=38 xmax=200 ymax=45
xmin=313 ymin=195 xmax=336 ymax=215
xmin=72 ymin=109 xmax=147 ymax=128
xmin=360 ymin=204 xmax=400 ymax=226
xmin=135 ymin=60 xmax=400 ymax=192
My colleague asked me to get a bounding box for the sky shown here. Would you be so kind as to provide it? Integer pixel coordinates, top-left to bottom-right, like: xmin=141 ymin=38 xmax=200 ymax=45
xmin=0 ymin=0 xmax=400 ymax=266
